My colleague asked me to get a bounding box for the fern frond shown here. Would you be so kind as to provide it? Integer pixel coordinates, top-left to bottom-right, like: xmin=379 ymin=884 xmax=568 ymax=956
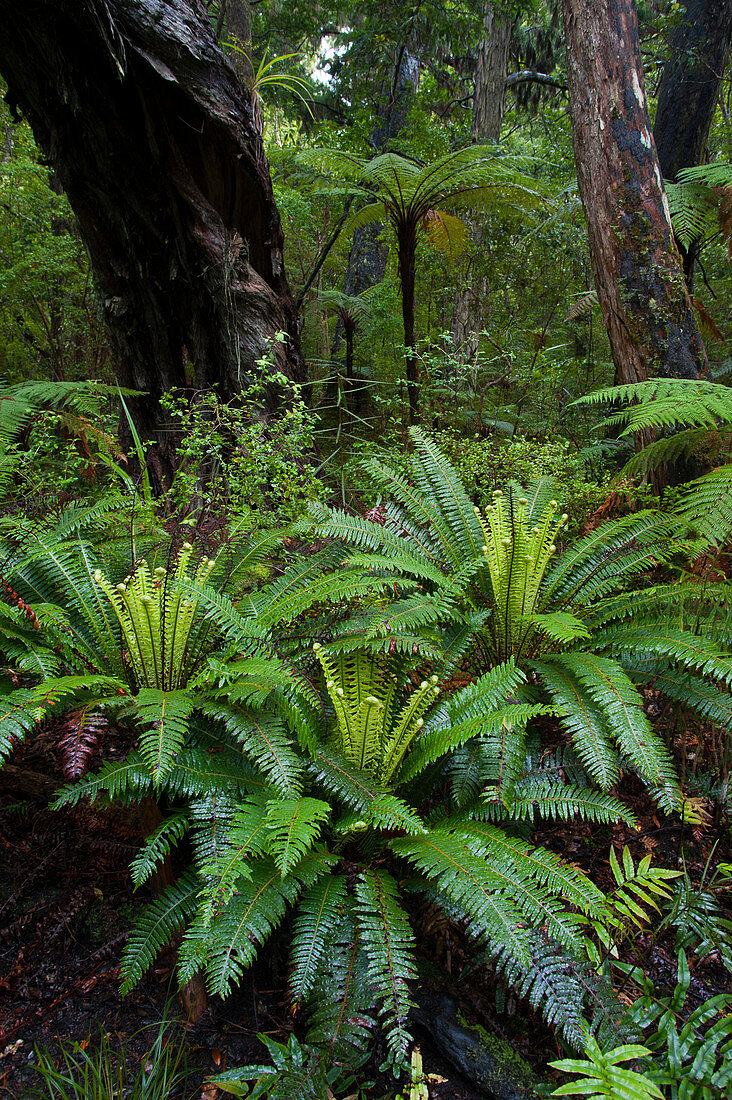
xmin=265 ymin=797 xmax=331 ymax=875
xmin=127 ymin=688 xmax=194 ymax=782
xmin=355 ymin=869 xmax=415 ymax=1069
xmin=290 ymin=875 xmax=349 ymax=1006
xmin=391 ymin=829 xmax=533 ymax=967
xmin=120 ymin=871 xmax=199 ymax=993
xmin=130 ymin=811 xmax=190 ymax=888
xmin=551 ymin=653 xmax=680 ymax=811
xmin=532 ymin=660 xmax=619 ymax=789
xmin=199 ymin=701 xmax=303 ymax=797
xmin=200 ymin=852 xmax=335 ymax=998
xmin=508 ymin=778 xmax=637 ymax=826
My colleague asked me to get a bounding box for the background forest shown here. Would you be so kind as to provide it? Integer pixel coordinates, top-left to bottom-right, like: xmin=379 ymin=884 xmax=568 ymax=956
xmin=0 ymin=0 xmax=732 ymax=1098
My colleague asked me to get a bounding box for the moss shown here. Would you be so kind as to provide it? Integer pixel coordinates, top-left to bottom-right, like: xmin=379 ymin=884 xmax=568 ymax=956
xmin=455 ymin=1009 xmax=541 ymax=1098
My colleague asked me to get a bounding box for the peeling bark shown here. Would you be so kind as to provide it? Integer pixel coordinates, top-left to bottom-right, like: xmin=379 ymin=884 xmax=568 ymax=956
xmin=0 ymin=0 xmax=303 ymax=487
xmin=561 ymin=0 xmax=708 ymax=386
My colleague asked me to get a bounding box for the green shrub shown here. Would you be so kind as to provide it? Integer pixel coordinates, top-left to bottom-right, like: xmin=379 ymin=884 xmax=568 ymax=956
xmin=438 ymin=430 xmax=612 ymax=536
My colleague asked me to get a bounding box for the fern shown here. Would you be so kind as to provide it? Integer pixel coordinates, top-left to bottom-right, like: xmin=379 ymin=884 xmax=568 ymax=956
xmin=130 ymin=811 xmax=190 ymax=888
xmin=290 ymin=875 xmax=349 ymax=1006
xmin=120 ymin=871 xmax=200 ymax=993
xmin=265 ymin=797 xmax=332 ymax=875
xmin=550 ymin=1038 xmax=663 ymax=1100
xmin=354 ymin=869 xmax=416 ymax=1068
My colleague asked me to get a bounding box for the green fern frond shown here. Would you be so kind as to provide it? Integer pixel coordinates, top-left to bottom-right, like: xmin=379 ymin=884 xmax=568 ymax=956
xmin=551 ymin=653 xmax=680 ymax=811
xmin=674 ymin=465 xmax=732 ymax=546
xmin=199 ymin=851 xmax=335 ymax=998
xmin=130 ymin=811 xmax=190 ymax=888
xmin=532 ymin=660 xmax=619 ymax=789
xmin=508 ymin=779 xmax=637 ymax=826
xmin=127 ymin=688 xmax=194 ymax=782
xmin=391 ymin=829 xmax=533 ymax=967
xmin=493 ymin=934 xmax=624 ymax=1051
xmin=290 ymin=875 xmax=349 ymax=1007
xmin=199 ymin=701 xmax=303 ymax=797
xmin=355 ymin=869 xmax=415 ymax=1069
xmin=265 ymin=797 xmax=331 ymax=875
xmin=120 ymin=871 xmax=199 ymax=993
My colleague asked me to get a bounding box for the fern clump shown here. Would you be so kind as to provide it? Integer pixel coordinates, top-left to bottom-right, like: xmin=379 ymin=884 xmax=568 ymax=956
xmin=302 ymin=428 xmax=726 ymax=815
xmin=92 ymin=543 xmax=217 ymax=690
xmin=113 ymin=650 xmax=617 ymax=1070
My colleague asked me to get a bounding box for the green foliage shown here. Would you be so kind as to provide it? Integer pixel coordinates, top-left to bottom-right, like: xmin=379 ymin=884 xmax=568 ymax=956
xmin=550 ymin=1037 xmax=663 ymax=1100
xmin=441 ymin=431 xmax=611 ymax=538
xmin=26 ymin=1007 xmax=191 ymax=1099
xmin=160 ymin=372 xmax=324 ymax=527
xmin=617 ymin=952 xmax=732 ymax=1099
xmin=104 ymin=647 xmax=614 ymax=1070
xmin=575 ymin=379 xmax=732 ymax=547
xmin=309 ymin=428 xmax=703 ymax=813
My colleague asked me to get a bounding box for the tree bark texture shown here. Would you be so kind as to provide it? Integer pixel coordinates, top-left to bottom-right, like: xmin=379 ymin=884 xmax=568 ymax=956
xmin=471 ymin=3 xmax=513 ymax=144
xmin=562 ymin=0 xmax=707 ymax=385
xmin=653 ymin=0 xmax=732 ymax=286
xmin=451 ymin=5 xmax=512 ymax=363
xmin=0 ymin=0 xmax=303 ymax=487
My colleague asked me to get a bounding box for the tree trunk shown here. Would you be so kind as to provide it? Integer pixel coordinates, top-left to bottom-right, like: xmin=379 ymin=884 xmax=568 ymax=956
xmin=0 ymin=0 xmax=303 ymax=489
xmin=471 ymin=3 xmax=513 ymax=144
xmin=561 ymin=0 xmax=708 ymax=387
xmin=452 ymin=4 xmax=512 ymax=364
xmin=653 ymin=0 xmax=732 ymax=288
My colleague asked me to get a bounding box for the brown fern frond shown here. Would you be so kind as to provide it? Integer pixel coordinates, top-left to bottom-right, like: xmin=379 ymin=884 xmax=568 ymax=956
xmin=57 ymin=705 xmax=108 ymax=779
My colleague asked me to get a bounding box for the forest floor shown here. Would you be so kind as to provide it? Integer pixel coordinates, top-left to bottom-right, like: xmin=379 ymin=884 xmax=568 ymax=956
xmin=0 ymin=713 xmax=730 ymax=1099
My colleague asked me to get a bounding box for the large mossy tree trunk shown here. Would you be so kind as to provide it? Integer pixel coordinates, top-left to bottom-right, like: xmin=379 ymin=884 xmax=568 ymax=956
xmin=0 ymin=0 xmax=304 ymax=489
xmin=561 ymin=0 xmax=708 ymax=386
xmin=653 ymin=0 xmax=732 ymax=289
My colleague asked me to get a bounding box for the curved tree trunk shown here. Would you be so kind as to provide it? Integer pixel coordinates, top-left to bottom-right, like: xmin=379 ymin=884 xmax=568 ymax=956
xmin=653 ymin=0 xmax=732 ymax=288
xmin=561 ymin=0 xmax=708 ymax=387
xmin=0 ymin=0 xmax=303 ymax=488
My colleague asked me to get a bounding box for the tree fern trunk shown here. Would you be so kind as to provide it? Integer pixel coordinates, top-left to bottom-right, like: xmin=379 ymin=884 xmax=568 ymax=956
xmin=399 ymin=229 xmax=419 ymax=424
